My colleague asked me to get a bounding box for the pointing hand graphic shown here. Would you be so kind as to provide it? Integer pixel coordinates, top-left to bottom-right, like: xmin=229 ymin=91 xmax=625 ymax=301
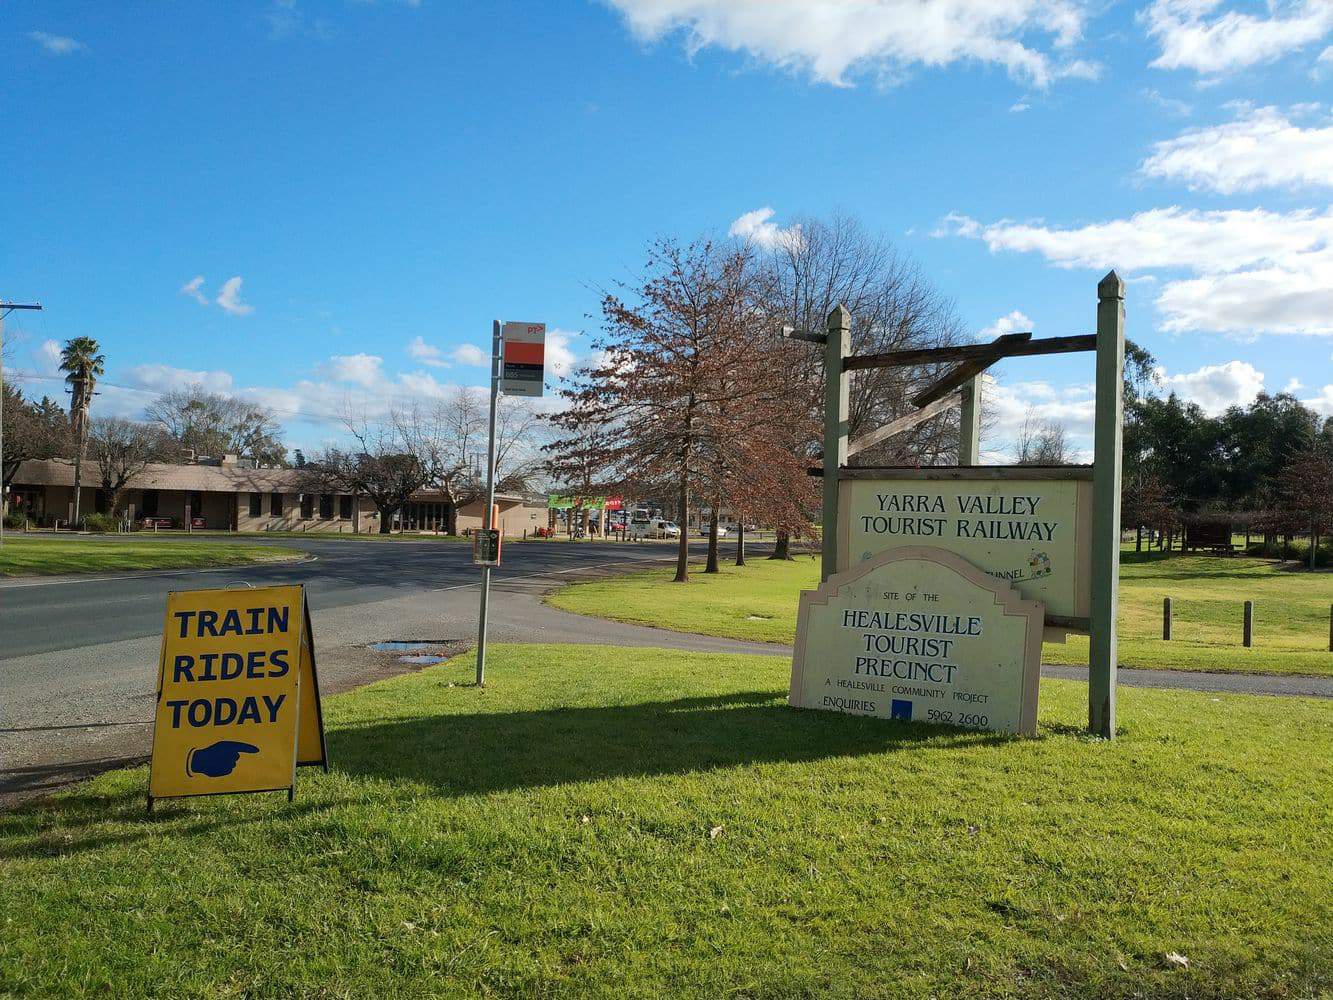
xmin=187 ymin=741 xmax=260 ymax=778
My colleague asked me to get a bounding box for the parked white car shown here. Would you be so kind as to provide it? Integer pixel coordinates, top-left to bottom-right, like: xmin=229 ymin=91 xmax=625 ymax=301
xmin=698 ymin=525 xmax=731 ymax=537
xmin=631 ymin=519 xmax=680 ymax=539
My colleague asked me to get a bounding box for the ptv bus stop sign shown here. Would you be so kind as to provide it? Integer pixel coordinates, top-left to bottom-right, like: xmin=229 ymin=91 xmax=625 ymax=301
xmin=501 ymin=322 xmax=545 ymax=397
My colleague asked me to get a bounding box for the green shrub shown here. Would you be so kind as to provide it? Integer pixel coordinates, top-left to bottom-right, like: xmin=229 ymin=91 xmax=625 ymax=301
xmin=3 ymin=511 xmax=27 ymax=530
xmin=82 ymin=512 xmax=120 ymax=534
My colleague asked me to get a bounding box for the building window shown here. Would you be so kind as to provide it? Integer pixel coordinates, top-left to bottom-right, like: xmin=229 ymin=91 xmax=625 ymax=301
xmin=319 ymin=493 xmax=333 ymax=519
xmin=271 ymin=492 xmax=284 ymax=516
xmin=339 ymin=495 xmax=353 ymax=519
xmin=142 ymin=490 xmax=159 ymax=517
xmin=187 ymin=491 xmax=204 ymax=520
xmin=249 ymin=493 xmax=262 ymax=518
xmin=300 ymin=493 xmax=314 ymax=519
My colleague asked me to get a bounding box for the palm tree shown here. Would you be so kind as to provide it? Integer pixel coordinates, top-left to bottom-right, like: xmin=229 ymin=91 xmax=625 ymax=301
xmin=59 ymin=337 xmax=105 ymax=526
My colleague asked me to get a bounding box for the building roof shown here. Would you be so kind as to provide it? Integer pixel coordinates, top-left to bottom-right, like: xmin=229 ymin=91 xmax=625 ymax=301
xmin=12 ymin=459 xmax=546 ymax=504
xmin=14 ymin=459 xmax=305 ymax=493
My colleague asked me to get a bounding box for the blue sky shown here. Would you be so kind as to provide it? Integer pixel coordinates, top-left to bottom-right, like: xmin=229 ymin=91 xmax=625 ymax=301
xmin=5 ymin=0 xmax=1333 ymax=459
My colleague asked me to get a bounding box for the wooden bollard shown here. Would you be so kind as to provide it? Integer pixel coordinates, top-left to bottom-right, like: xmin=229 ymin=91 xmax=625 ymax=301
xmin=1162 ymin=597 xmax=1172 ymax=640
xmin=1243 ymin=600 xmax=1254 ymax=648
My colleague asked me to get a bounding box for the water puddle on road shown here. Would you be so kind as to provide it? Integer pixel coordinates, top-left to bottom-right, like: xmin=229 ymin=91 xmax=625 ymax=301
xmin=368 ymin=640 xmax=455 ymax=667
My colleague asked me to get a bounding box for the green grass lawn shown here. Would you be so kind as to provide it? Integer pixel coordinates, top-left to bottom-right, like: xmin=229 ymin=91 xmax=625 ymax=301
xmin=547 ymin=552 xmax=1333 ymax=677
xmin=0 ymin=538 xmax=306 ymax=577
xmin=0 ymin=645 xmax=1328 ymax=998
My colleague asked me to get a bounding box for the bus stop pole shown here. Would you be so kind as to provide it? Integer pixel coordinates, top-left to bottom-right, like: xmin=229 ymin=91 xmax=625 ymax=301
xmin=475 ymin=319 xmax=501 ymax=686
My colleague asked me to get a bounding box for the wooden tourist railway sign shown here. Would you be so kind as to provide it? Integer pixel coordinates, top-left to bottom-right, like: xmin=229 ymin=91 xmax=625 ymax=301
xmin=789 ymin=547 xmax=1043 ymax=736
xmin=790 ymin=271 xmax=1126 ymax=738
xmin=837 ymin=469 xmax=1093 ymax=625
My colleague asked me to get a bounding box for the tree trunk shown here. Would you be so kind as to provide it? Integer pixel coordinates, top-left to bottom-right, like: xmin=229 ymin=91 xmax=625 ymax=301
xmin=377 ymin=504 xmax=394 ymax=534
xmin=1135 ymin=525 xmax=1142 ymax=552
xmin=673 ymin=475 xmax=689 ymax=583
xmin=705 ymin=501 xmax=720 ymax=573
xmin=770 ymin=528 xmax=792 ymax=560
xmin=735 ymin=521 xmax=746 ymax=566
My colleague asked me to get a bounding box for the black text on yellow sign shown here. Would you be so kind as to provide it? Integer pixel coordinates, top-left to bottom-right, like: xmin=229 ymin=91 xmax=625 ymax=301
xmin=148 ymin=584 xmax=327 ymax=809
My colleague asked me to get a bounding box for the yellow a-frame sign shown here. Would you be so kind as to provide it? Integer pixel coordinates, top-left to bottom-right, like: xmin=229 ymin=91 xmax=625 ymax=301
xmin=147 ymin=584 xmax=327 ymax=811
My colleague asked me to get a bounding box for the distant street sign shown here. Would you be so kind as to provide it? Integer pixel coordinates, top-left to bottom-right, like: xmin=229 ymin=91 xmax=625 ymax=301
xmin=501 ymin=322 xmax=545 ymax=397
xmin=473 ymin=528 xmax=502 ymax=566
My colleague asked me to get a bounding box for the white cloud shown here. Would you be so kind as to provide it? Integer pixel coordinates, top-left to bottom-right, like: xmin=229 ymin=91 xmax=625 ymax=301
xmin=180 ymin=275 xmax=209 ymax=305
xmin=1154 ymin=359 xmax=1265 ymax=414
xmin=546 ymin=328 xmax=580 ymax=377
xmin=1009 ymin=100 xmax=1031 ymax=112
xmin=982 ymin=377 xmax=1096 ymax=457
xmin=1143 ymin=88 xmax=1192 ymax=116
xmin=320 ymin=353 xmax=385 ymax=387
xmin=29 ymin=31 xmax=86 ymax=55
xmin=728 ymin=207 xmax=804 ymax=252
xmin=214 ymin=276 xmax=253 ymax=316
xmin=1284 ymin=377 xmax=1305 ymax=392
xmin=1141 ymin=105 xmax=1333 ymax=193
xmin=407 ymin=335 xmax=450 ymax=368
xmin=980 ymin=310 xmax=1032 ymax=338
xmin=451 ymin=344 xmax=490 ymax=367
xmin=35 ymin=339 xmax=63 ymax=377
xmin=940 ymin=206 xmax=1333 ymax=335
xmin=605 ymin=0 xmax=1099 ymax=89
xmin=1304 ymin=382 xmax=1333 ymax=415
xmin=125 ymin=364 xmax=235 ymax=395
xmin=1142 ymin=0 xmax=1333 ymax=76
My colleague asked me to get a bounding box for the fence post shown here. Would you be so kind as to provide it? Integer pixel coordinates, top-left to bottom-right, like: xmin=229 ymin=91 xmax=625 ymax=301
xmin=821 ymin=305 xmax=851 ymax=582
xmin=1328 ymin=604 xmax=1332 ymax=653
xmin=1162 ymin=597 xmax=1171 ymax=640
xmin=1089 ymin=271 xmax=1125 ymax=739
xmin=1243 ymin=600 xmax=1254 ymax=648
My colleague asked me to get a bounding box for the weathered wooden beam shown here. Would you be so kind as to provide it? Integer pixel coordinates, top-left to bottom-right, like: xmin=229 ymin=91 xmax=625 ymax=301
xmin=1088 ymin=270 xmax=1125 ymax=739
xmin=836 ymin=464 xmax=1094 ymax=481
xmin=821 ymin=306 xmax=851 ymax=581
xmin=845 ymin=333 xmax=1096 ymax=371
xmin=845 ymin=392 xmax=961 ymax=459
xmin=910 ymin=332 xmax=1030 ymax=408
xmin=783 ymin=327 xmax=828 ymax=345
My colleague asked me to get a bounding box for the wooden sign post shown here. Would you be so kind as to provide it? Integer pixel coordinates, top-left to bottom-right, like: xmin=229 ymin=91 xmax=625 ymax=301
xmin=802 ymin=273 xmax=1125 ymax=738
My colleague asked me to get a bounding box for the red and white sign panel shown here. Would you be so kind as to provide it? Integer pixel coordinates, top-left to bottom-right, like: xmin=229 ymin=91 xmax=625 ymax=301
xmin=501 ymin=322 xmax=545 ymax=397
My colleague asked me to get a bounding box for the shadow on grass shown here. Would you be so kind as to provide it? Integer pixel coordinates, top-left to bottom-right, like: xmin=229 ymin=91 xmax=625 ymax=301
xmin=328 ymin=690 xmax=1010 ymax=795
xmin=0 ymin=691 xmax=1010 ymax=857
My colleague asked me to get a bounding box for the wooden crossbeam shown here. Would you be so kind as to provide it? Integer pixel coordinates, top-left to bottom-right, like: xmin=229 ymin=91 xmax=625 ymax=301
xmin=845 ymin=333 xmax=1096 ymax=371
xmin=910 ymin=332 xmax=1030 ymax=408
xmin=845 ymin=391 xmax=962 ymax=459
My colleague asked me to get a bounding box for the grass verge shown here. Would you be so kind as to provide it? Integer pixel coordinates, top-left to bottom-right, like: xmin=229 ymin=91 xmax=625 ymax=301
xmin=547 ymin=552 xmax=1333 ymax=677
xmin=0 ymin=538 xmax=306 ymax=577
xmin=0 ymin=644 xmax=1328 ymax=998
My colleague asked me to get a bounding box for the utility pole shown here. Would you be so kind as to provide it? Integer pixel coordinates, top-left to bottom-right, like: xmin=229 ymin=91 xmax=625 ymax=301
xmin=474 ymin=320 xmax=501 ymax=686
xmin=0 ymin=300 xmax=44 ymax=548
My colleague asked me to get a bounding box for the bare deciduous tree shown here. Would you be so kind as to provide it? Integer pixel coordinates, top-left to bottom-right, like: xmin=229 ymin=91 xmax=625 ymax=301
xmin=88 ymin=417 xmax=173 ymax=516
xmin=146 ymin=385 xmax=287 ymax=466
xmin=301 ymin=404 xmax=443 ymax=533
xmin=1014 ymin=409 xmax=1069 ymax=465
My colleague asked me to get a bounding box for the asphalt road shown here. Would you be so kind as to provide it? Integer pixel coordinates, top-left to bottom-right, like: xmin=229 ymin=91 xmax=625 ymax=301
xmin=0 ymin=535 xmax=685 ymax=659
xmin=1 ymin=535 xmax=779 ymax=803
